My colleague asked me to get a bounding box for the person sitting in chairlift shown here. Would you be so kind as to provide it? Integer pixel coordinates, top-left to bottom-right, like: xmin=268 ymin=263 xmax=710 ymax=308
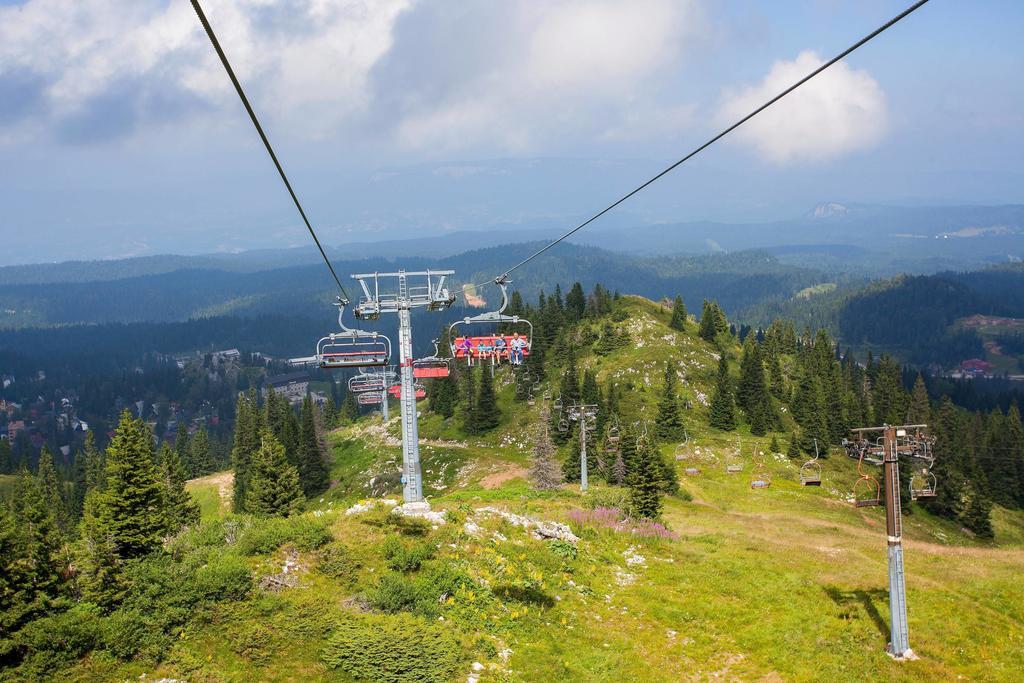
xmin=493 ymin=335 xmax=507 ymax=361
xmin=509 ymin=332 xmax=526 ymax=366
xmin=477 ymin=338 xmax=495 ymax=364
xmin=459 ymin=337 xmax=474 ymax=365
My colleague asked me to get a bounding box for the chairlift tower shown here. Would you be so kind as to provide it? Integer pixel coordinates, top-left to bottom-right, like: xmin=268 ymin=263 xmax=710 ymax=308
xmin=351 ymin=270 xmax=455 ymax=504
xmin=566 ymin=402 xmax=599 ymax=491
xmin=849 ymin=423 xmax=929 ymax=660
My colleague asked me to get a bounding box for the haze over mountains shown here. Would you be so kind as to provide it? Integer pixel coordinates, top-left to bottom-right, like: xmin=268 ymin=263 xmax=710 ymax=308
xmin=3 ymin=200 xmax=1022 ymax=275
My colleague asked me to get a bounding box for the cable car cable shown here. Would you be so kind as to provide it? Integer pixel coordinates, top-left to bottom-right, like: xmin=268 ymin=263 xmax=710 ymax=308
xmin=189 ymin=0 xmax=349 ymax=301
xmin=470 ymin=0 xmax=932 ymax=290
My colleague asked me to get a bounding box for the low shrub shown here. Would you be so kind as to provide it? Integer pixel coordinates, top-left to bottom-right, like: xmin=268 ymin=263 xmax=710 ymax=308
xmin=382 ymin=536 xmax=436 ymax=572
xmin=235 ymin=515 xmax=332 ymax=556
xmin=14 ymin=603 xmax=104 ymax=676
xmin=365 ymin=573 xmax=420 ymax=613
xmin=317 ymin=542 xmax=362 ymax=585
xmin=584 ymin=487 xmax=630 ymax=511
xmin=320 ymin=612 xmax=462 ymax=683
xmin=194 ymin=554 xmax=253 ymax=601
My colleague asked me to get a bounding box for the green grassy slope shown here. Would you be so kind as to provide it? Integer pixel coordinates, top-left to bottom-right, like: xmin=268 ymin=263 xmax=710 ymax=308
xmin=55 ymin=296 xmax=1024 ymax=682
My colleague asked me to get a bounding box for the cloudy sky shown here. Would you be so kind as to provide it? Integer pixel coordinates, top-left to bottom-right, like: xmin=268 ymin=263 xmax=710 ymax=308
xmin=1 ymin=0 xmax=1022 ymax=263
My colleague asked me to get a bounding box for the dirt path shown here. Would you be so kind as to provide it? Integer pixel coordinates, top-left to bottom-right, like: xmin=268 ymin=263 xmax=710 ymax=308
xmin=480 ymin=465 xmax=529 ymax=489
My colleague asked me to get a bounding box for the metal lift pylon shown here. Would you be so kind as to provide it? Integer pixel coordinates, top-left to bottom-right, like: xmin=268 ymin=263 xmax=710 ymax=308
xmin=351 ymin=270 xmax=455 ymax=505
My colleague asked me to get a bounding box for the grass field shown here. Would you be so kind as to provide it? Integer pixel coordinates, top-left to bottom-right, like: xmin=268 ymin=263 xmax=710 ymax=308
xmin=185 ymin=470 xmax=232 ymax=521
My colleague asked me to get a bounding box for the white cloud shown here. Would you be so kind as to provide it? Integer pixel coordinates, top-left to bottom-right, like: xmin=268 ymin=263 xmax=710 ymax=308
xmin=717 ymin=50 xmax=888 ymax=164
xmin=0 ymin=0 xmax=413 ymax=142
xmin=387 ymin=0 xmax=705 ymax=152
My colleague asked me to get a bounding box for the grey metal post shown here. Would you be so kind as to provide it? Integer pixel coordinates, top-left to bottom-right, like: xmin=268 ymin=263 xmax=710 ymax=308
xmin=397 ymin=280 xmax=422 ymax=504
xmin=381 ymin=369 xmax=390 ymax=422
xmin=883 ymin=425 xmax=910 ymax=657
xmin=580 ymin=418 xmax=589 ymax=492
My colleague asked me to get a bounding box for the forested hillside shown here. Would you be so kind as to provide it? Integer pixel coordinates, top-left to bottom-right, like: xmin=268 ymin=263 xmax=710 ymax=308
xmin=2 ymin=286 xmax=1022 ymax=681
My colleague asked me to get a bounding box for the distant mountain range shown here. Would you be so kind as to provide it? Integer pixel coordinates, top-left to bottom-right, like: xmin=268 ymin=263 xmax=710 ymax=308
xmin=3 ymin=203 xmax=1020 ymax=285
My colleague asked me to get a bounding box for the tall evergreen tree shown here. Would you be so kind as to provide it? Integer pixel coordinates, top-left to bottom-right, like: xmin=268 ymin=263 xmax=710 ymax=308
xmin=698 ymin=300 xmax=717 ymax=342
xmin=340 ymin=391 xmax=361 ymax=424
xmin=655 ymin=364 xmax=684 ymax=442
xmin=36 ymin=446 xmax=68 ymax=532
xmin=245 ymin=431 xmax=305 ymax=517
xmin=709 ymin=355 xmax=737 ymax=431
xmin=158 ymin=444 xmax=200 ymax=533
xmin=530 ymin=417 xmax=561 ymax=490
xmin=8 ymin=472 xmax=65 ymax=621
xmin=787 ymin=432 xmax=801 ymax=459
xmin=82 ymin=430 xmax=105 ymax=492
xmin=231 ymin=390 xmax=261 ymax=513
xmin=473 ymin=367 xmax=501 ymax=433
xmin=628 ymin=433 xmax=665 ymax=519
xmin=100 ymin=411 xmax=166 ymax=558
xmin=189 ymin=426 xmax=213 ymax=477
xmin=462 ymin=365 xmax=477 ymax=434
xmin=75 ymin=489 xmax=126 ymax=607
xmin=962 ymin=484 xmax=994 ymax=539
xmin=907 ymin=374 xmax=931 ymax=424
xmin=0 ymin=439 xmax=12 ymax=474
xmin=669 ymin=295 xmax=686 ymax=331
xmin=296 ymin=396 xmax=330 ymax=495
xmin=174 ymin=421 xmax=190 ymax=473
xmin=429 ymin=363 xmax=460 ymax=419
xmin=565 ymin=282 xmax=586 ymax=323
xmin=924 ymin=397 xmax=966 ymax=520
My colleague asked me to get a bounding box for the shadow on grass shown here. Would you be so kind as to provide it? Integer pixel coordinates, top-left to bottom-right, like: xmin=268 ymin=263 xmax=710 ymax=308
xmin=494 ymin=584 xmax=556 ymax=608
xmin=823 ymin=585 xmax=889 ymax=638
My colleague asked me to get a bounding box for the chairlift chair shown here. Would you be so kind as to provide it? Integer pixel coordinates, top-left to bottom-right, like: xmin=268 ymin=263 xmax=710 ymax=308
xmin=909 ymin=469 xmax=937 ymax=501
xmin=750 ymin=455 xmax=771 ymax=489
xmin=853 ymin=476 xmax=882 ymax=507
xmin=316 ymin=300 xmax=392 ymax=369
xmin=727 ymin=437 xmax=743 ymax=473
xmin=387 ymin=383 xmax=427 ymax=400
xmin=800 ymin=438 xmax=823 ymax=486
xmin=851 ymin=444 xmax=881 ymax=506
xmin=449 ymin=276 xmax=533 ymax=365
xmin=356 ymin=392 xmax=382 ymax=405
xmin=412 ymin=340 xmax=450 ymax=379
xmin=557 ymin=418 xmax=569 ymax=434
xmin=348 ymin=376 xmax=385 ymax=393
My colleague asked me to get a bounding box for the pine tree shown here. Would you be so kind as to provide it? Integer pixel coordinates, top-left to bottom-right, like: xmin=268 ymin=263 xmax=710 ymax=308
xmin=0 ymin=438 xmax=12 ymax=474
xmin=0 ymin=499 xmax=35 ymax=636
xmin=530 ymin=418 xmax=561 ymax=490
xmin=907 ymin=373 xmax=930 ymax=424
xmin=474 ymin=366 xmax=501 ymax=432
xmin=923 ymin=397 xmax=966 ymax=520
xmin=566 ymin=282 xmax=586 ymax=323
xmin=36 ymin=445 xmax=68 ymax=532
xmin=100 ymin=411 xmax=166 ymax=558
xmin=82 ymin=430 xmax=105 ymax=492
xmin=462 ymin=365 xmax=477 ymax=434
xmin=655 ymin=364 xmax=684 ymax=442
xmin=787 ymin=432 xmax=801 ymax=459
xmin=75 ymin=489 xmax=126 ymax=607
xmin=231 ymin=390 xmax=261 ymax=513
xmin=698 ymin=300 xmax=717 ymax=341
xmin=296 ymin=396 xmax=329 ymax=495
xmin=323 ymin=395 xmax=339 ymax=429
xmin=962 ymin=485 xmax=994 ymax=539
xmin=709 ymin=355 xmax=737 ymax=431
xmin=174 ymin=421 xmax=190 ymax=474
xmin=769 ymin=434 xmax=780 ymax=454
xmin=340 ymin=391 xmax=361 ymax=424
xmin=245 ymin=431 xmax=305 ymax=517
xmin=669 ymin=295 xmax=686 ymax=331
xmin=628 ymin=434 xmax=665 ymax=519
xmin=9 ymin=472 xmax=66 ymax=616
xmin=189 ymin=426 xmax=213 ymax=477
xmin=430 ymin=371 xmax=460 ymax=419
xmin=159 ymin=444 xmax=200 ymax=534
